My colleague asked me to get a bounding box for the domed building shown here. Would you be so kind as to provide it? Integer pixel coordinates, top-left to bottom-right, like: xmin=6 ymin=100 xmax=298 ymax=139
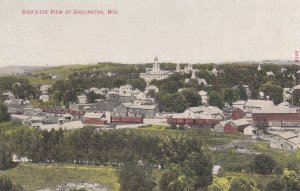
xmin=140 ymin=57 xmax=172 ymax=84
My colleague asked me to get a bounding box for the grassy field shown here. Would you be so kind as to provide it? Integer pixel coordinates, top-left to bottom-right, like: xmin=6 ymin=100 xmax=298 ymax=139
xmin=0 ymin=163 xmax=119 ymax=191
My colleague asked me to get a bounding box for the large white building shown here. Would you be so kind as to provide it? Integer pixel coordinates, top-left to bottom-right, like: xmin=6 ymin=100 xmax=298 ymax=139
xmin=140 ymin=57 xmax=172 ymax=83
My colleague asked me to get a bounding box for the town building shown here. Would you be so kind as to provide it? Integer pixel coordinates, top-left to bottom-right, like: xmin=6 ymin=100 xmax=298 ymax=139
xmin=252 ymin=106 xmax=300 ymax=127
xmin=82 ymin=112 xmax=108 ymax=126
xmin=78 ymin=95 xmax=88 ymax=104
xmin=114 ymin=102 xmax=159 ymax=118
xmin=183 ymin=106 xmax=225 ymax=120
xmin=39 ymin=94 xmax=49 ymax=102
xmin=244 ymin=99 xmax=274 ymax=112
xmin=140 ymin=57 xmax=172 ymax=83
xmin=231 ymin=108 xmax=246 ymax=120
xmin=223 ymin=118 xmax=250 ymax=133
xmin=269 ymin=131 xmax=300 ymax=151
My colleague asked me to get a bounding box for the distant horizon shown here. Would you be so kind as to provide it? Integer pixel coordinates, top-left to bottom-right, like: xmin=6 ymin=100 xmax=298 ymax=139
xmin=0 ymin=58 xmax=298 ymax=68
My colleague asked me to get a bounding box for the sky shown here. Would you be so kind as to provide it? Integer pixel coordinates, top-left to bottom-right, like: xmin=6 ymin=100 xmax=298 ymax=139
xmin=0 ymin=0 xmax=300 ymax=67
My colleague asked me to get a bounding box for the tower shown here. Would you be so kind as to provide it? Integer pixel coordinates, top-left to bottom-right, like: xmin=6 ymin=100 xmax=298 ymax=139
xmin=153 ymin=56 xmax=160 ymax=71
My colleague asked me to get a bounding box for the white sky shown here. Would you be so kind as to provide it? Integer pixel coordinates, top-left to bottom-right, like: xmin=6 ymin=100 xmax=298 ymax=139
xmin=0 ymin=0 xmax=300 ymax=67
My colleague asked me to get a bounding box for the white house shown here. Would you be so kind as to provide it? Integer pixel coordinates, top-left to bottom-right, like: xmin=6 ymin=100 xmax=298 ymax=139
xmin=40 ymin=85 xmax=51 ymax=94
xmin=119 ymin=84 xmax=133 ymax=96
xmin=266 ymin=71 xmax=275 ymax=76
xmin=78 ymin=95 xmax=88 ymax=104
xmin=243 ymin=126 xmax=256 ymax=136
xmin=184 ymin=106 xmax=224 ymax=120
xmin=39 ymin=94 xmax=49 ymax=102
xmin=269 ymin=131 xmax=300 ymax=151
xmin=232 ymin=100 xmax=246 ymax=109
xmin=244 ymin=99 xmax=274 ymax=112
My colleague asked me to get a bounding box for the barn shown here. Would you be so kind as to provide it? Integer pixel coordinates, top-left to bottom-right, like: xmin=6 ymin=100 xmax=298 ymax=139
xmin=252 ymin=107 xmax=300 ymax=127
xmin=82 ymin=112 xmax=107 ymax=126
xmin=231 ymin=108 xmax=246 ymax=120
xmin=223 ymin=118 xmax=249 ymax=133
xmin=114 ymin=102 xmax=159 ymax=118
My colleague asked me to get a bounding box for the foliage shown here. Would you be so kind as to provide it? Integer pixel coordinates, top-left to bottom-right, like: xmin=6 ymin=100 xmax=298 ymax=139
xmin=0 ymin=142 xmax=12 ymax=170
xmin=264 ymin=179 xmax=284 ymax=191
xmin=119 ymin=163 xmax=155 ymax=191
xmin=250 ymin=154 xmax=277 ymax=175
xmin=208 ymin=91 xmax=225 ymax=109
xmin=0 ymin=101 xmax=9 ymax=122
xmin=229 ymin=177 xmax=258 ymax=191
xmin=208 ymin=177 xmax=230 ymax=191
xmin=0 ymin=176 xmax=23 ymax=191
xmin=181 ymin=88 xmax=202 ymax=107
xmin=260 ymin=81 xmax=283 ymax=104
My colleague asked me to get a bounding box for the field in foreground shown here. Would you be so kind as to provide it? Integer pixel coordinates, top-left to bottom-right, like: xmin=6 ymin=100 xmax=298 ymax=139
xmin=0 ymin=163 xmax=119 ymax=191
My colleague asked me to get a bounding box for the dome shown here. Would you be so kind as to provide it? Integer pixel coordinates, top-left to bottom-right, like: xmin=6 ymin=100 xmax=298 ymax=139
xmin=154 ymin=56 xmax=158 ymax=61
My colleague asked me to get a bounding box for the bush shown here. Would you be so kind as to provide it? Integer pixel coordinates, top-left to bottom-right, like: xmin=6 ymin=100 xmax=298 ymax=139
xmin=250 ymin=154 xmax=277 ymax=175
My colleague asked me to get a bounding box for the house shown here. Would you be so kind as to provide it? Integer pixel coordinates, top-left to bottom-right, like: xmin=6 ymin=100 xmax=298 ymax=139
xmin=82 ymin=112 xmax=107 ymax=126
xmin=119 ymin=84 xmax=133 ymax=96
xmin=269 ymin=131 xmax=300 ymax=151
xmin=183 ymin=106 xmax=224 ymax=120
xmin=2 ymin=92 xmax=14 ymax=100
xmin=266 ymin=71 xmax=275 ymax=76
xmin=40 ymin=85 xmax=51 ymax=94
xmin=243 ymin=126 xmax=256 ymax=136
xmin=244 ymin=99 xmax=274 ymax=112
xmin=231 ymin=108 xmax=246 ymax=120
xmin=135 ymin=91 xmax=146 ymax=100
xmin=114 ymin=102 xmax=159 ymax=118
xmin=223 ymin=118 xmax=250 ymax=133
xmin=39 ymin=94 xmax=49 ymax=102
xmin=140 ymin=57 xmax=172 ymax=83
xmin=214 ymin=120 xmax=230 ymax=133
xmin=211 ymin=65 xmax=218 ymax=77
xmin=232 ymin=100 xmax=246 ymax=109
xmin=78 ymin=95 xmax=87 ymax=104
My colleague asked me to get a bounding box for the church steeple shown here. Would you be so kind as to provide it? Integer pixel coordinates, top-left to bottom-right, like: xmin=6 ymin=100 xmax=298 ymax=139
xmin=257 ymin=64 xmax=262 ymax=71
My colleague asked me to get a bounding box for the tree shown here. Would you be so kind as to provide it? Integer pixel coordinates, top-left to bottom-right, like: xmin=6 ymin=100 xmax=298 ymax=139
xmin=181 ymin=89 xmax=202 ymax=107
xmin=0 ymin=143 xmax=12 ymax=170
xmin=184 ymin=152 xmax=213 ymax=190
xmin=208 ymin=91 xmax=225 ymax=109
xmin=260 ymin=82 xmax=283 ymax=105
xmin=159 ymin=165 xmax=191 ymax=191
xmin=250 ymin=154 xmax=277 ymax=175
xmin=264 ymin=179 xmax=284 ymax=191
xmin=208 ymin=177 xmax=230 ymax=191
xmin=229 ymin=178 xmax=258 ymax=191
xmin=282 ymin=169 xmax=300 ymax=191
xmin=157 ymin=93 xmax=187 ymax=112
xmin=237 ymin=84 xmax=248 ymax=100
xmin=119 ymin=163 xmax=155 ymax=191
xmin=223 ymin=88 xmax=237 ymax=105
xmin=0 ymin=101 xmax=9 ymax=122
xmin=0 ymin=177 xmax=23 ymax=191
xmin=128 ymin=79 xmax=147 ymax=91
